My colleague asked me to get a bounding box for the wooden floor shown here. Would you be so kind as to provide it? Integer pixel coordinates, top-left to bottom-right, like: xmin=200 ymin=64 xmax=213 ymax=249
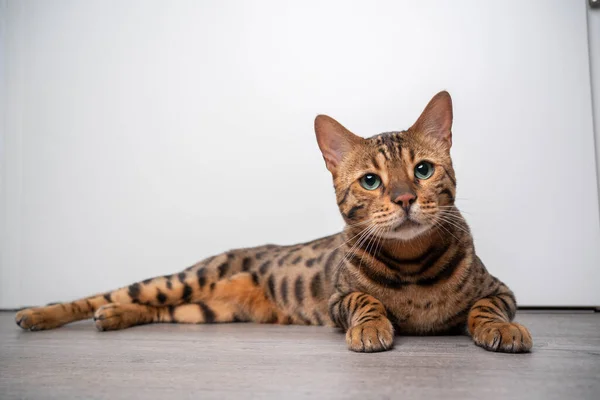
xmin=0 ymin=311 xmax=599 ymax=399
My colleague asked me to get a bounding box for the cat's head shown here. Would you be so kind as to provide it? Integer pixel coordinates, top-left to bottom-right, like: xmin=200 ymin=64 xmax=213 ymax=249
xmin=315 ymin=91 xmax=456 ymax=241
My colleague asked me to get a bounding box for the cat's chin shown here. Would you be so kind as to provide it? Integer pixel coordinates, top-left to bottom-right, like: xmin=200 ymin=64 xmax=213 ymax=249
xmin=380 ymin=221 xmax=431 ymax=241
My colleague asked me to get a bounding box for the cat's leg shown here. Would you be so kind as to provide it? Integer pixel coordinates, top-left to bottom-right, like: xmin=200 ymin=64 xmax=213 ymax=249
xmin=93 ymin=271 xmax=285 ymax=331
xmin=467 ymin=286 xmax=533 ymax=353
xmin=16 ymin=295 xmax=112 ymax=331
xmin=328 ymin=292 xmax=394 ymax=353
xmin=16 ymin=253 xmax=232 ymax=331
xmin=93 ymin=302 xmax=239 ymax=331
xmin=15 ymin=272 xmax=192 ymax=331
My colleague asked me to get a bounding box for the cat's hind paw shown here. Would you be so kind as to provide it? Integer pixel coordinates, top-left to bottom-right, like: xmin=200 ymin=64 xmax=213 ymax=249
xmin=15 ymin=307 xmax=64 ymax=331
xmin=94 ymin=303 xmax=148 ymax=331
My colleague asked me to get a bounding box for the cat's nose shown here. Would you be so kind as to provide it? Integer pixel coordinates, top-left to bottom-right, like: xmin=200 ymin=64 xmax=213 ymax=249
xmin=394 ymin=193 xmax=417 ymax=212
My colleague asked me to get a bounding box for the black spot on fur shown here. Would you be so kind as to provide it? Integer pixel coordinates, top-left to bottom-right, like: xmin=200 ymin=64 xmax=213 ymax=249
xmin=166 ymin=280 xmax=173 ymax=290
xmin=291 ymin=256 xmax=302 ymax=265
xmin=294 ymin=276 xmax=304 ymax=304
xmin=251 ymin=272 xmax=260 ymax=286
xmin=128 ymin=283 xmax=141 ymax=300
xmin=142 ymin=278 xmax=154 ymax=285
xmin=198 ymin=302 xmax=216 ymax=323
xmin=182 ymin=284 xmax=193 ymax=302
xmin=306 ymin=258 xmax=317 ymax=267
xmin=280 ymin=277 xmax=289 ymax=305
xmin=242 ymin=257 xmax=253 ymax=272
xmin=197 ymin=268 xmax=207 ymax=289
xmin=278 ymin=252 xmax=294 ymax=267
xmin=259 ymin=260 xmax=272 ymax=275
xmin=156 ymin=290 xmax=167 ymax=304
xmin=217 ymin=262 xmax=229 ymax=279
xmin=103 ymin=293 xmax=112 ymax=302
xmin=267 ymin=274 xmax=276 ymax=300
xmin=210 ymin=282 xmax=216 ymax=291
xmin=177 ymin=272 xmax=186 ymax=283
xmin=310 ymin=273 xmax=323 ymax=300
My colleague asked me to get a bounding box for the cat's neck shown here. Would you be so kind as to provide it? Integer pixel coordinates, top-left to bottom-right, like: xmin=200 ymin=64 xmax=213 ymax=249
xmin=344 ymin=216 xmax=468 ymax=260
xmin=379 ymin=228 xmax=442 ymax=259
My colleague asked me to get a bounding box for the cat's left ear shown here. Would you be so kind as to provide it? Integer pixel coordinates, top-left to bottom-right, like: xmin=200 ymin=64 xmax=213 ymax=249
xmin=409 ymin=91 xmax=453 ymax=149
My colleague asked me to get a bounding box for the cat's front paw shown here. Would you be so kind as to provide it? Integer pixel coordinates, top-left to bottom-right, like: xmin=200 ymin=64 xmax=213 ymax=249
xmin=472 ymin=322 xmax=532 ymax=353
xmin=346 ymin=318 xmax=394 ymax=353
xmin=15 ymin=307 xmax=64 ymax=331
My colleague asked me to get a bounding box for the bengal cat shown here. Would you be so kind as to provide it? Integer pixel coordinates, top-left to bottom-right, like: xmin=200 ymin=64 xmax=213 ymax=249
xmin=15 ymin=91 xmax=532 ymax=353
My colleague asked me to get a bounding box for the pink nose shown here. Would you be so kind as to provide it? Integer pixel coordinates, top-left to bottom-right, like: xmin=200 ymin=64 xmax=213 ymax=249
xmin=394 ymin=193 xmax=416 ymax=211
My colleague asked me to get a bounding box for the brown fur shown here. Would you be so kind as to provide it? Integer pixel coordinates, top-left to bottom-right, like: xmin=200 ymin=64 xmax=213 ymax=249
xmin=15 ymin=91 xmax=532 ymax=353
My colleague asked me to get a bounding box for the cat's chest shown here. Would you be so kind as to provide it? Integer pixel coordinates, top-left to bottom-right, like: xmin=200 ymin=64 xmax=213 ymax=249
xmin=373 ymin=285 xmax=470 ymax=334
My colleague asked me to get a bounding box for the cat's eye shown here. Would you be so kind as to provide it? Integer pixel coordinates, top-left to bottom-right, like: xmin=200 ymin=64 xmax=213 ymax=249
xmin=414 ymin=161 xmax=434 ymax=180
xmin=359 ymin=174 xmax=382 ymax=191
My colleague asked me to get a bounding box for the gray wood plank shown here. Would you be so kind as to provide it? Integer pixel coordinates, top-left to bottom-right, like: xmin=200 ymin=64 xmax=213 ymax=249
xmin=1 ymin=312 xmax=599 ymax=400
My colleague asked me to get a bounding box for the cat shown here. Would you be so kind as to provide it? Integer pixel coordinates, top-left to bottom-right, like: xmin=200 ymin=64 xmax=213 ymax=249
xmin=15 ymin=91 xmax=532 ymax=353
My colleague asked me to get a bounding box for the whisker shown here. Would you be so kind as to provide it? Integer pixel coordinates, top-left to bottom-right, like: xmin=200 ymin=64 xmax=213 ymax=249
xmin=438 ymin=210 xmax=469 ymax=224
xmin=360 ymin=226 xmax=379 ymax=271
xmin=333 ymin=223 xmax=375 ymax=252
xmin=333 ymin=223 xmax=378 ymax=276
xmin=436 ymin=206 xmax=471 ymax=215
xmin=436 ymin=208 xmax=471 ymax=221
xmin=343 ymin=218 xmax=375 ymax=228
xmin=437 ymin=215 xmax=471 ymax=236
xmin=347 ymin=225 xmax=379 ymax=275
xmin=434 ymin=219 xmax=461 ymax=242
xmin=373 ymin=225 xmax=387 ymax=259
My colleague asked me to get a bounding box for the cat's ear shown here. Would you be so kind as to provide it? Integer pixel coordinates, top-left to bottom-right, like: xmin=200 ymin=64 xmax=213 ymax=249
xmin=314 ymin=115 xmax=363 ymax=174
xmin=409 ymin=91 xmax=453 ymax=148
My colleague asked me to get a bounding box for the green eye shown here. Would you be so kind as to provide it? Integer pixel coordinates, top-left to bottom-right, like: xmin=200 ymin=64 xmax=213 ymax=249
xmin=359 ymin=174 xmax=382 ymax=191
xmin=414 ymin=161 xmax=434 ymax=180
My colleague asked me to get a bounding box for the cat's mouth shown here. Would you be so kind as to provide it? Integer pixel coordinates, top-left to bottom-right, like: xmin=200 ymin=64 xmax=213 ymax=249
xmin=379 ymin=217 xmax=430 ymax=241
xmin=393 ymin=218 xmax=421 ymax=231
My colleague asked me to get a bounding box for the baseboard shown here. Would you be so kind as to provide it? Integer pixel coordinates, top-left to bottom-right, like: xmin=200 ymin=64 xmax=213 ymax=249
xmin=518 ymin=306 xmax=599 ymax=313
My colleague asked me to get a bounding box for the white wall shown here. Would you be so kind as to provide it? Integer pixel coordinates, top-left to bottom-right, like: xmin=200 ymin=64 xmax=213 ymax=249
xmin=589 ymin=2 xmax=600 ymax=214
xmin=2 ymin=0 xmax=599 ymax=308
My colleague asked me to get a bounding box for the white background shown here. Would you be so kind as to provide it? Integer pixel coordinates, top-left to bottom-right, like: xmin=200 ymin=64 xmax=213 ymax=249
xmin=1 ymin=0 xmax=599 ymax=308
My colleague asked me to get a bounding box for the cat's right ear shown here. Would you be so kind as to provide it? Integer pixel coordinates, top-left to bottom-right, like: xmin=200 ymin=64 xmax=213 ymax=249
xmin=314 ymin=115 xmax=363 ymax=174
